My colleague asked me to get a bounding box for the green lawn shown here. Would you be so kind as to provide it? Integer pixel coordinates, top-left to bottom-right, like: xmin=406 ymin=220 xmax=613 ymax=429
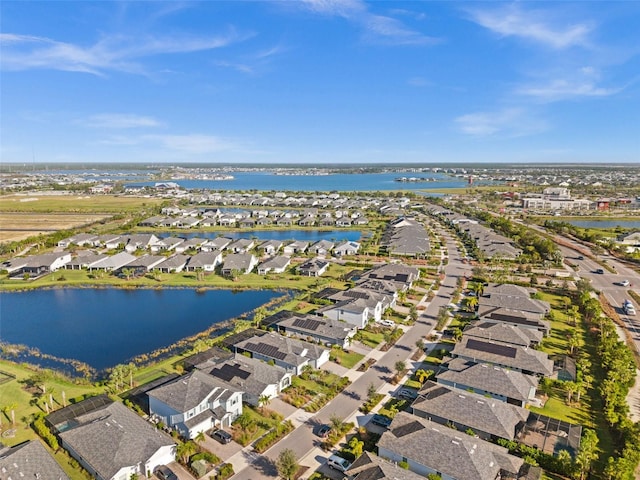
xmin=231 ymin=405 xmax=282 ymax=446
xmin=529 ymin=394 xmax=592 ymax=426
xmin=0 ymin=194 xmax=164 ymax=213
xmin=330 ymin=347 xmax=365 ymax=369
xmin=356 ymin=330 xmax=384 ymax=348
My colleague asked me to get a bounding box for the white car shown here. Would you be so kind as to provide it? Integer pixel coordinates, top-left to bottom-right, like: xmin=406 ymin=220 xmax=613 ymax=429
xmin=619 ymin=280 xmax=630 ymax=287
xmin=378 ymin=319 xmax=395 ymax=327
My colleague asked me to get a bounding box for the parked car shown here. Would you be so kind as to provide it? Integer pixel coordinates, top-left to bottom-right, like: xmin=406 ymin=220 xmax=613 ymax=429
xmin=377 ymin=319 xmax=395 ymax=327
xmin=595 ymin=268 xmax=605 ymax=274
xmin=577 ymin=255 xmax=585 ymax=260
xmin=317 ymin=424 xmax=331 ymax=438
xmin=326 ymin=454 xmax=352 ymax=473
xmin=370 ymin=414 xmax=392 ymax=428
xmin=619 ymin=279 xmax=630 ymax=287
xmin=211 ymin=429 xmax=233 ymax=444
xmin=398 ymin=388 xmax=418 ymax=400
xmin=154 ymin=466 xmax=178 ymax=480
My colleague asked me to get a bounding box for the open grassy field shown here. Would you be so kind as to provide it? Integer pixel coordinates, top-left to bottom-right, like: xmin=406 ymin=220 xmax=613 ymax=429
xmin=0 ymin=194 xmax=162 ymax=213
xmin=0 ymin=213 xmax=113 ymax=244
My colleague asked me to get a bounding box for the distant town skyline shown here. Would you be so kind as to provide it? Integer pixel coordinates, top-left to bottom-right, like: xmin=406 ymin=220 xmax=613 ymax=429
xmin=1 ymin=1 xmax=639 ymax=164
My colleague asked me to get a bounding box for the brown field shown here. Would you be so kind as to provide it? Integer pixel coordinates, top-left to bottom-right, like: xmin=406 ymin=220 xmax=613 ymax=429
xmin=0 ymin=194 xmax=161 ymax=213
xmin=0 ymin=213 xmax=113 ymax=244
xmin=0 ymin=231 xmax=51 ymax=243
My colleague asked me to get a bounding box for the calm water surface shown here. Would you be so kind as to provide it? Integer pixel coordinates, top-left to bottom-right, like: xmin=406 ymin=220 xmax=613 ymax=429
xmin=567 ymin=220 xmax=640 ymax=229
xmin=0 ymin=288 xmax=282 ymax=370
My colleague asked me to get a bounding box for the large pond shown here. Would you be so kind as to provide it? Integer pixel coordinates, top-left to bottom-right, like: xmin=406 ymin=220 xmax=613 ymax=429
xmin=0 ymin=288 xmax=283 ymax=371
xmin=151 ymin=229 xmax=363 ymax=242
xmin=566 ymin=220 xmax=640 ymax=229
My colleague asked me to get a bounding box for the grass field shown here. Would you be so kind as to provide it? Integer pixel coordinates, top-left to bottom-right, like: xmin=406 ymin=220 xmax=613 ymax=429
xmin=0 ymin=194 xmax=162 ymax=213
xmin=330 ymin=347 xmax=364 ymax=369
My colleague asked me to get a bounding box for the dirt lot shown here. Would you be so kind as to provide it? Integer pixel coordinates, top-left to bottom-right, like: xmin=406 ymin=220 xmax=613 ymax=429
xmin=0 ymin=213 xmax=112 ymax=244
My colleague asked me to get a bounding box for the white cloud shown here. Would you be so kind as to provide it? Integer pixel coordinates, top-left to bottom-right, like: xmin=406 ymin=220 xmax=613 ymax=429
xmin=86 ymin=114 xmax=163 ymax=129
xmin=517 ymin=79 xmax=621 ymax=101
xmin=0 ymin=29 xmax=247 ymax=76
xmin=467 ymin=4 xmax=592 ymax=49
xmin=455 ymin=108 xmax=546 ymax=137
xmin=300 ymin=0 xmax=438 ymax=46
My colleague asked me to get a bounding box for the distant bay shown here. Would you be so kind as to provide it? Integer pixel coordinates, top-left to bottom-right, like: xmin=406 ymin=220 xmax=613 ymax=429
xmin=566 ymin=220 xmax=640 ymax=229
xmin=0 ymin=288 xmax=282 ymax=371
xmin=127 ymin=171 xmax=472 ymax=192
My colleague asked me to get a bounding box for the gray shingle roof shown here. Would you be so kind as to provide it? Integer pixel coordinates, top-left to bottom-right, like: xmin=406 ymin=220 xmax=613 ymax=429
xmin=235 ymin=332 xmax=327 ymax=367
xmin=0 ymin=440 xmax=70 ymax=480
xmin=346 ymin=452 xmax=425 ymax=480
xmin=276 ymin=313 xmax=355 ymax=342
xmin=412 ymin=380 xmax=529 ymax=440
xmin=378 ymin=412 xmax=523 ymax=480
xmin=437 ymin=358 xmax=538 ymax=403
xmin=57 ymin=401 xmax=174 ymax=480
xmin=464 ymin=322 xmax=543 ymax=347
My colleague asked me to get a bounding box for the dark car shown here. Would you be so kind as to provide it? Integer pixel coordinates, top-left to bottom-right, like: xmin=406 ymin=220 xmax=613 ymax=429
xmin=398 ymin=388 xmax=418 ymax=400
xmin=371 ymin=414 xmax=392 ymax=428
xmin=211 ymin=429 xmax=233 ymax=444
xmin=317 ymin=424 xmax=331 ymax=438
xmin=154 ymin=465 xmax=178 ymax=480
xmin=595 ymin=268 xmax=605 ymax=274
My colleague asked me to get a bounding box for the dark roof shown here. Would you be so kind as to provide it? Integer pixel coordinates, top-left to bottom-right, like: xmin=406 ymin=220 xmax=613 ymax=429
xmin=262 ymin=310 xmax=304 ymax=328
xmin=219 ymin=328 xmax=266 ymax=350
xmin=0 ymin=440 xmax=70 ymax=480
xmin=182 ymin=347 xmax=234 ymax=371
xmin=466 ymin=338 xmax=518 ymax=358
xmin=346 ymin=452 xmax=426 ymax=480
xmin=47 ymin=394 xmax=113 ymax=430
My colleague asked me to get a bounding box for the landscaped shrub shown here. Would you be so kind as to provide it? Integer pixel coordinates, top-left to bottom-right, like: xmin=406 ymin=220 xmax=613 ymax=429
xmin=213 ymin=463 xmax=234 ymax=480
xmin=33 ymin=415 xmax=58 ymax=450
xmin=253 ymin=420 xmax=294 ymax=453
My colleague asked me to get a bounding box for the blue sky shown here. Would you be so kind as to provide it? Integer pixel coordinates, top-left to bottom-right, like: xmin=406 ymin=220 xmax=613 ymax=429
xmin=1 ymin=1 xmax=639 ymax=164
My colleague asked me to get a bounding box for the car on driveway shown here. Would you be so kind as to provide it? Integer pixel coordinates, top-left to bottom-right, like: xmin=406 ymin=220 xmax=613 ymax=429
xmin=211 ymin=429 xmax=233 ymax=444
xmin=317 ymin=424 xmax=331 ymax=438
xmin=398 ymin=388 xmax=418 ymax=400
xmin=154 ymin=466 xmax=178 ymax=480
xmin=377 ymin=319 xmax=395 ymax=327
xmin=370 ymin=414 xmax=392 ymax=428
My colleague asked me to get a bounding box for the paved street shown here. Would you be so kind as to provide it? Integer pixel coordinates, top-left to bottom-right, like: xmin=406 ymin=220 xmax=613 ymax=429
xmin=230 ymin=228 xmax=470 ymax=479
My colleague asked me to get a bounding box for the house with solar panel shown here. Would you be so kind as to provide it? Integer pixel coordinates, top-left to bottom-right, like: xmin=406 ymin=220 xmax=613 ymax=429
xmin=378 ymin=412 xmax=540 ymax=480
xmin=147 ymin=370 xmax=243 ymax=439
xmin=195 ymin=355 xmax=292 ymax=407
xmin=46 ymin=395 xmax=175 ymax=480
xmin=233 ymin=332 xmax=330 ymax=375
xmin=270 ymin=311 xmax=357 ymax=348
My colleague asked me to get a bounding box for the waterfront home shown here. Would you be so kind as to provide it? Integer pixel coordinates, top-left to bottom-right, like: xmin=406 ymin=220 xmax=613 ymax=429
xmin=320 ymin=297 xmax=379 ymax=329
xmin=228 ymin=238 xmax=255 ymax=253
xmin=138 ymin=215 xmax=165 ymax=227
xmin=120 ymin=254 xmax=166 ymax=274
xmin=310 ymin=239 xmax=334 ymax=256
xmin=48 ymin=396 xmax=175 ymax=480
xmin=451 ymin=336 xmax=553 ymax=377
xmin=196 ymin=356 xmax=292 ymax=407
xmin=259 ymin=240 xmax=284 ymax=255
xmin=272 ymin=311 xmax=357 ymax=348
xmin=123 ymin=233 xmax=160 ymax=252
xmin=346 ymin=452 xmax=426 ymax=480
xmin=255 ymin=216 xmax=273 ymax=226
xmin=329 ymin=287 xmax=394 ymax=315
xmin=437 ymin=358 xmax=539 ymax=407
xmin=463 ymin=321 xmax=543 ymax=347
xmin=65 ymin=251 xmax=108 ymax=270
xmin=333 ymin=240 xmax=360 ymax=256
xmin=221 ymin=253 xmax=258 ymax=275
xmin=257 ymin=255 xmax=291 ymax=275
xmin=88 ymin=252 xmax=137 ymax=272
xmin=297 ymin=258 xmax=329 ymax=277
xmin=153 ymin=254 xmax=190 ymax=273
xmin=176 ymin=216 xmax=201 ymax=228
xmin=0 ymin=439 xmax=70 ymax=480
xmin=411 ymin=380 xmax=529 ymax=441
xmin=283 ymin=241 xmax=309 ymax=255
xmin=185 ymin=251 xmax=223 ymax=272
xmin=148 ymin=370 xmax=243 ymax=438
xmin=234 ymin=332 xmax=330 ymax=375
xmin=15 ymin=251 xmax=72 ymax=277
xmin=378 ymin=412 xmax=537 ymax=480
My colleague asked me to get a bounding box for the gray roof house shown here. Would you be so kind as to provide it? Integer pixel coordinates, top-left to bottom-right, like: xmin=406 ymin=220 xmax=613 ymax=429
xmin=257 ymin=255 xmax=291 ymax=275
xmin=346 ymin=452 xmax=426 ymax=480
xmin=87 ymin=252 xmax=136 ymax=271
xmin=478 ymin=307 xmax=551 ymax=335
xmin=437 ymin=357 xmax=539 ymax=407
xmin=0 ymin=439 xmax=70 ymax=480
xmin=123 ymin=234 xmax=160 ymax=252
xmin=411 ymin=380 xmax=529 ymax=441
xmin=363 ymin=263 xmax=420 ymax=285
xmin=479 ymin=284 xmax=550 ymax=316
xmin=202 ymin=237 xmax=232 ymax=252
xmin=174 ymin=237 xmax=207 ymax=253
xmin=153 ymin=254 xmax=190 ymax=273
xmin=463 ymin=322 xmax=543 ymax=347
xmin=221 ymin=253 xmax=258 ymax=275
xmin=196 ymin=355 xmax=292 ymax=407
xmin=273 ymin=311 xmax=357 ymax=348
xmin=259 ymin=240 xmax=284 ymax=255
xmin=234 ymin=332 xmax=330 ymax=375
xmin=283 ymin=241 xmax=309 ymax=255
xmin=228 ymin=238 xmax=255 ymax=254
xmin=451 ymin=336 xmax=554 ymax=377
xmin=310 ymin=239 xmax=334 ymax=256
xmin=150 ymin=236 xmax=184 ymax=252
xmin=378 ymin=412 xmax=536 ymax=480
xmin=148 ymin=370 xmax=243 ymax=438
xmin=297 ymin=258 xmax=329 ymax=277
xmin=65 ymin=252 xmax=108 ymax=270
xmin=51 ymin=397 xmax=175 ymax=480
xmin=13 ymin=252 xmax=72 ymax=277
xmin=120 ymin=254 xmax=166 ymax=273
xmin=185 ymin=251 xmax=223 ymax=272
xmin=333 ymin=241 xmax=361 ymax=257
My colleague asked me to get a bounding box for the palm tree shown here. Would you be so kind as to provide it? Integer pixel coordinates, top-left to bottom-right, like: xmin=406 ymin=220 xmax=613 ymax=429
xmin=195 ymin=431 xmax=206 ymax=444
xmin=394 ymin=361 xmax=406 ymax=377
xmin=176 ymin=440 xmax=197 ymax=464
xmin=564 ymin=381 xmax=578 ymax=404
xmin=258 ymin=394 xmax=272 ymax=413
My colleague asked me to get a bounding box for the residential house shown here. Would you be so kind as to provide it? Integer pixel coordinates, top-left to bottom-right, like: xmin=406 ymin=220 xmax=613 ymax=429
xmin=333 ymin=241 xmax=360 ymax=257
xmin=65 ymin=252 xmax=108 ymax=270
xmin=463 ymin=322 xmax=543 ymax=347
xmin=380 ymin=218 xmax=430 ymax=257
xmin=478 ymin=307 xmax=550 ymax=336
xmin=174 ymin=237 xmax=207 ymax=253
xmin=150 ymin=237 xmax=184 ymax=252
xmin=258 ymin=240 xmax=284 ymax=255
xmin=185 ymin=251 xmax=223 ymax=272
xmin=233 ymin=332 xmax=330 ymax=375
xmin=228 ymin=238 xmax=255 ymax=254
xmin=437 ymin=358 xmax=539 ymax=407
xmin=138 ymin=216 xmax=165 ymax=227
xmin=120 ymin=254 xmax=166 ymax=275
xmin=49 ymin=396 xmax=175 ymax=480
xmin=0 ymin=440 xmax=70 ymax=480
xmin=411 ymin=380 xmax=529 ymax=441
xmin=378 ymin=412 xmax=537 ymax=480
xmin=451 ymin=336 xmax=554 ymax=377
xmin=283 ymin=241 xmax=309 ymax=255
xmin=18 ymin=252 xmax=72 ymax=276
xmin=202 ymin=237 xmax=232 ymax=252
xmin=148 ymin=370 xmax=243 ymax=438
xmin=176 ymin=216 xmax=200 ymax=228
xmin=364 ymin=263 xmax=420 ymax=286
xmin=273 ymin=311 xmax=357 ymax=348
xmin=196 ymin=356 xmax=291 ymax=407
xmin=297 ymin=258 xmax=329 ymax=277
xmin=123 ymin=234 xmax=160 ymax=252
xmin=310 ymin=240 xmax=334 ymax=256
xmin=57 ymin=233 xmax=99 ymax=248
xmin=346 ymin=452 xmax=426 ymax=480
xmin=221 ymin=254 xmax=258 ymax=275
xmin=320 ymin=298 xmax=376 ymax=329
xmin=87 ymin=252 xmax=136 ymax=272
xmin=153 ymin=254 xmax=189 ymax=273
xmin=257 ymin=256 xmax=291 ymax=275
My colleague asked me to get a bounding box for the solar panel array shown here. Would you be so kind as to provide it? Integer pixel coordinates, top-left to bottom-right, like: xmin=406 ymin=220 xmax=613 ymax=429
xmin=245 ymin=342 xmax=288 ymax=360
xmin=489 ymin=312 xmax=537 ymax=326
xmin=466 ymin=338 xmax=517 ymax=358
xmin=211 ymin=363 xmax=251 ymax=382
xmin=292 ymin=317 xmax=322 ymax=331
